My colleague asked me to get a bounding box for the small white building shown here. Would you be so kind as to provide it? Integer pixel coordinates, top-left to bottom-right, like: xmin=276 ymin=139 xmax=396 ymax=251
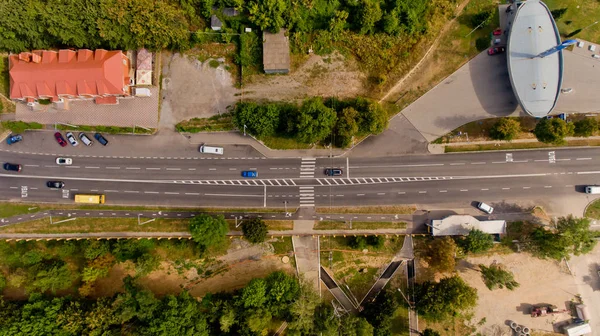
xmin=564 ymin=323 xmax=592 ymax=336
xmin=428 ymin=215 xmax=506 ymax=236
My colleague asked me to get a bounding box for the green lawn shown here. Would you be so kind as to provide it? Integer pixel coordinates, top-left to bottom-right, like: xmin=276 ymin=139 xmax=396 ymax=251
xmin=176 ymin=113 xmax=235 ymax=133
xmin=445 ymin=138 xmax=600 ymax=153
xmin=314 ymin=220 xmax=407 ymax=230
xmin=316 ymin=205 xmax=416 ymax=214
xmin=56 ymin=124 xmax=155 ymax=134
xmin=544 ymin=0 xmax=600 ymax=43
xmin=585 ymin=199 xmax=600 ymax=219
xmin=0 ymin=217 xmax=190 ymax=234
xmin=0 ymin=54 xmax=9 ymax=98
xmin=1 ymin=121 xmax=43 ymax=133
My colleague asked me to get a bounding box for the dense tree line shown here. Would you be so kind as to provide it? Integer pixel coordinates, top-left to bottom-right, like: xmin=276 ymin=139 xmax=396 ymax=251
xmin=234 ymin=97 xmax=388 ymax=147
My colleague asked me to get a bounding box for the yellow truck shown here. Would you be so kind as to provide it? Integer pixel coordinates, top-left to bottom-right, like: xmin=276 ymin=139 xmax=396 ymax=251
xmin=74 ymin=194 xmax=105 ymax=204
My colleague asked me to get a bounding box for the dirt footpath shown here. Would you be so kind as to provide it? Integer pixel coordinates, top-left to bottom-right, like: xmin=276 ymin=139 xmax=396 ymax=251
xmin=459 ymin=253 xmax=578 ymax=335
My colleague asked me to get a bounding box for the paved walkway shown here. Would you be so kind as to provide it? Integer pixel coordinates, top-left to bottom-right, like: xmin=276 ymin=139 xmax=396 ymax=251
xmin=292 ymin=229 xmax=320 ymax=291
xmin=428 ymin=135 xmax=600 ymax=154
xmin=320 ymin=267 xmax=358 ymax=313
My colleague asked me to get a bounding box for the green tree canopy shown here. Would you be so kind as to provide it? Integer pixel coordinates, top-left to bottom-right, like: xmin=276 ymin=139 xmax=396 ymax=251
xmin=242 ymin=218 xmax=268 ymax=244
xmin=573 ymin=118 xmax=598 ymax=137
xmin=555 ymin=215 xmax=597 ymax=256
xmin=247 ymin=0 xmax=287 ymax=33
xmin=461 ymin=229 xmax=494 ymax=254
xmin=424 ymin=237 xmax=457 ymax=273
xmin=534 ymin=118 xmax=574 ymax=144
xmin=415 ymin=275 xmax=478 ymax=321
xmin=422 ymin=328 xmax=441 ymax=336
xmin=361 ymin=289 xmax=397 ymax=335
xmin=335 ymin=107 xmax=359 ymax=148
xmin=490 ymin=118 xmax=521 ymax=141
xmin=479 ymin=263 xmax=520 ymax=290
xmin=296 ymin=97 xmax=337 ymax=144
xmin=189 ymin=214 xmax=228 ymax=250
xmin=240 ymin=278 xmax=268 ymax=308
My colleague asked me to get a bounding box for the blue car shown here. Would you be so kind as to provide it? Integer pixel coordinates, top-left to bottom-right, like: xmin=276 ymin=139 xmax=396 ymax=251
xmin=6 ymin=134 xmax=22 ymax=145
xmin=242 ymin=170 xmax=258 ymax=178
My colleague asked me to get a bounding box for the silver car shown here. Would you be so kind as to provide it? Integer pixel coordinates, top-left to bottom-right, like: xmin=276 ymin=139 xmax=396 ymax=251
xmin=66 ymin=132 xmax=78 ymax=146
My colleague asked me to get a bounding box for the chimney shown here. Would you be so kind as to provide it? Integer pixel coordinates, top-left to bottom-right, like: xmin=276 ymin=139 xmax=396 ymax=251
xmin=31 ymin=53 xmax=42 ymax=63
xmin=18 ymin=52 xmax=32 ymax=62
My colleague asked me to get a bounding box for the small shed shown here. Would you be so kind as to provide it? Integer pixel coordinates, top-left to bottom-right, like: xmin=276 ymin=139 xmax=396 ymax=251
xmin=263 ymin=29 xmax=290 ymax=74
xmin=428 ymin=215 xmax=506 ymax=236
xmin=136 ymin=49 xmax=153 ymax=85
xmin=211 ymin=15 xmax=222 ymax=31
xmin=564 ymin=323 xmax=592 ymax=336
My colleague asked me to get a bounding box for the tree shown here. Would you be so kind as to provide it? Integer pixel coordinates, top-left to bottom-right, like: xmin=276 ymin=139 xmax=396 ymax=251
xmin=475 ymin=37 xmax=489 ymax=51
xmin=240 ymin=278 xmax=267 ymax=308
xmin=296 ymin=97 xmax=337 ymax=144
xmin=342 ymin=316 xmax=374 ymax=336
xmin=287 ymin=281 xmax=321 ymax=334
xmin=423 ymin=237 xmax=457 ymax=273
xmin=246 ymin=309 xmax=272 ymax=335
xmin=234 ymin=102 xmax=282 ymax=138
xmin=329 ymin=10 xmax=349 ymax=40
xmin=242 ymin=218 xmax=268 ymax=244
xmin=471 ymin=10 xmax=493 ymax=28
xmin=574 ymin=118 xmax=598 ymax=137
xmin=358 ymin=0 xmax=383 ymax=34
xmin=414 ymin=275 xmax=478 ymax=321
xmin=422 ymin=329 xmax=441 ymax=336
xmin=189 ymin=214 xmax=228 ymax=250
xmin=0 ymin=273 xmax=6 ymax=292
xmin=144 ymin=292 xmax=209 ymax=336
xmin=461 ymin=229 xmax=494 ymax=254
xmin=555 ymin=215 xmax=597 ymax=257
xmin=265 ymin=271 xmax=300 ymax=318
xmin=27 ymin=261 xmax=76 ymax=294
xmin=551 ymin=8 xmax=568 ymax=20
xmin=359 ymin=102 xmax=388 ymax=134
xmin=479 ymin=263 xmax=519 ymax=290
xmin=361 ymin=289 xmax=397 ymax=335
xmin=314 ymin=303 xmax=338 ymax=335
xmin=490 ymin=118 xmax=521 ymax=141
xmin=335 ymin=107 xmax=359 ymax=148
xmin=534 ymin=118 xmax=574 ymax=144
xmin=246 ymin=0 xmax=287 ymax=33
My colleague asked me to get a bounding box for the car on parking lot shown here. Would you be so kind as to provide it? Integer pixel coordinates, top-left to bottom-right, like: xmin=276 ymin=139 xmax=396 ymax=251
xmin=493 ymin=28 xmax=502 ymax=36
xmin=54 ymin=132 xmax=67 ymax=147
xmin=477 ymin=202 xmax=494 ymax=214
xmin=78 ymin=132 xmax=93 ymax=146
xmin=487 ymin=47 xmax=506 ymax=55
xmin=325 ymin=168 xmax=343 ymax=176
xmin=65 ymin=132 xmax=78 ymax=146
xmin=242 ymin=170 xmax=258 ymax=178
xmin=94 ymin=133 xmax=108 ymax=146
xmin=46 ymin=181 xmax=65 ymax=189
xmin=3 ymin=162 xmax=21 ymax=172
xmin=56 ymin=157 xmax=73 ymax=165
xmin=6 ymin=134 xmax=23 ymax=145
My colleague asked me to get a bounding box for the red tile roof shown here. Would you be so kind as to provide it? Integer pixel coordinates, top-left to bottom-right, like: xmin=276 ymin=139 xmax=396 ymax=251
xmin=9 ymin=49 xmax=131 ymax=100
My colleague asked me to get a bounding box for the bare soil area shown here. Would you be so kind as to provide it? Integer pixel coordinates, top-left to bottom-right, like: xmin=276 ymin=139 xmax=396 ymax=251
xmin=243 ymin=51 xmax=366 ymax=102
xmin=458 ymin=253 xmax=578 ymax=335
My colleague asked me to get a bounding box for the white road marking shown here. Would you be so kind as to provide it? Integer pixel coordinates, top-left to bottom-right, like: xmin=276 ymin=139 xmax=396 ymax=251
xmin=377 ymin=193 xmax=386 ymax=195
xmin=65 ymin=166 xmax=80 ymax=168
xmin=167 ymin=168 xmax=181 ymax=171
xmin=24 ymin=164 xmax=39 ymax=167
xmin=209 ymin=168 xmax=217 ymax=171
xmin=146 ymin=168 xmax=160 ymax=170
xmin=523 ymin=187 xmax=531 ymax=189
xmin=85 ymin=166 xmax=100 ymax=169
xmin=124 ymin=191 xmax=139 ymax=193
xmin=460 ymin=189 xmax=468 ymax=191
xmin=481 ymin=188 xmax=489 ymax=191
xmin=439 ymin=190 xmax=447 ymax=193
xmin=144 ymin=191 xmax=159 ymax=194
xmin=357 ymin=193 xmax=365 ymax=196
xmin=204 ymin=193 xmax=262 ymax=197
xmin=544 ymin=186 xmax=552 ymax=188
xmin=450 ymin=163 xmax=465 ymax=166
xmin=351 ymin=163 xmax=444 ymax=169
xmin=512 ymin=160 xmax=528 ymax=163
xmin=502 ymin=187 xmax=510 ymax=190
xmin=576 ymin=158 xmax=592 ymax=161
xmin=471 ymin=162 xmax=486 ymax=165
xmin=185 ymin=192 xmax=200 ymax=195
xmin=126 ymin=167 xmax=140 ymax=170
xmin=419 ymin=191 xmax=427 ymax=193
xmin=106 ymin=167 xmax=120 ymax=169
xmin=164 ymin=192 xmax=180 ymax=195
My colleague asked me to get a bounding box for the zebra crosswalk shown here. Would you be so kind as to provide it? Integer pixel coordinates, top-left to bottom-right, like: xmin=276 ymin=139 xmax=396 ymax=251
xmin=299 ymin=186 xmax=315 ymax=207
xmin=300 ymin=158 xmax=316 ymax=179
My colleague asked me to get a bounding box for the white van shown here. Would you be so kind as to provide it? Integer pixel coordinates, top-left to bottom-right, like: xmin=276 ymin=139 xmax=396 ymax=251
xmin=199 ymin=145 xmax=223 ymax=155
xmin=477 ymin=202 xmax=494 ymax=214
xmin=585 ymin=186 xmax=600 ymax=194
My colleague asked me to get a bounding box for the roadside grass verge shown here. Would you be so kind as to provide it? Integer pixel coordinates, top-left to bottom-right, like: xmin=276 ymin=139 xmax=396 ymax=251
xmin=227 ymin=220 xmax=293 ymax=232
xmin=585 ymin=199 xmax=600 ymax=219
xmin=260 ymin=135 xmax=313 ymax=150
xmin=1 ymin=121 xmax=43 ymax=133
xmin=316 ymin=205 xmax=416 ymax=214
xmin=0 ymin=202 xmax=289 ymax=218
xmin=176 ymin=113 xmax=235 ymax=133
xmin=314 ymin=221 xmax=407 ymax=230
xmin=56 ymin=124 xmax=155 ymax=134
xmin=445 ymin=138 xmax=600 ymax=153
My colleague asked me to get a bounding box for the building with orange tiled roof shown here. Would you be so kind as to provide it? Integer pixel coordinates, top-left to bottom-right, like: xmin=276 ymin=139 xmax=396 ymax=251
xmin=9 ymin=49 xmax=131 ymax=104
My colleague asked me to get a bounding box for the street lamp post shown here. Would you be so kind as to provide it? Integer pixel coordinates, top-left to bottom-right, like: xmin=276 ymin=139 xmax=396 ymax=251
xmin=243 ymin=124 xmax=247 ymax=136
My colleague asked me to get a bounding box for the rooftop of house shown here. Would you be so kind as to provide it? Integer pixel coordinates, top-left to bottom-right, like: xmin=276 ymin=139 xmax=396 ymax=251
xmin=263 ymin=29 xmax=290 ymax=73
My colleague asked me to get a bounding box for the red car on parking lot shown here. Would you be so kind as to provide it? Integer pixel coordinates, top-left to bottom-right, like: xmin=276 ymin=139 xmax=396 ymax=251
xmin=493 ymin=28 xmax=503 ymax=36
xmin=487 ymin=47 xmax=506 ymax=55
xmin=54 ymin=132 xmax=67 ymax=147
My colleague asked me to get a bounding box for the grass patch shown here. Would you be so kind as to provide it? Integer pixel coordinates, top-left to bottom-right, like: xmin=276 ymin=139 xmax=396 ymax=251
xmin=436 ymin=117 xmax=538 ymax=143
xmin=585 ymin=199 xmax=600 ymax=219
xmin=208 ymin=59 xmax=220 ymax=68
xmin=0 ymin=54 xmax=9 ymax=98
xmin=445 ymin=138 xmax=600 ymax=153
xmin=227 ymin=220 xmax=293 ymax=232
xmin=175 ymin=113 xmax=235 ymax=133
xmin=0 ymin=217 xmax=191 ymax=234
xmin=314 ymin=220 xmax=407 ymax=230
xmin=544 ymin=0 xmax=600 ymax=43
xmin=316 ymin=205 xmax=416 ymax=214
xmin=56 ymin=124 xmax=154 ymax=134
xmin=270 ymin=237 xmax=293 ymax=255
xmin=260 ymin=135 xmax=313 ymax=150
xmin=1 ymin=121 xmax=43 ymax=133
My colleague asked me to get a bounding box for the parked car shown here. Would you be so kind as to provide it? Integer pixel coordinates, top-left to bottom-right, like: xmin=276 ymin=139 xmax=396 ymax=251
xmin=54 ymin=132 xmax=67 ymax=147
xmin=487 ymin=47 xmax=506 ymax=55
xmin=493 ymin=28 xmax=503 ymax=36
xmin=65 ymin=132 xmax=78 ymax=146
xmin=324 ymin=168 xmax=343 ymax=176
xmin=56 ymin=157 xmax=73 ymax=165
xmin=78 ymin=132 xmax=93 ymax=146
xmin=3 ymin=162 xmax=22 ymax=172
xmin=242 ymin=170 xmax=258 ymax=178
xmin=6 ymin=134 xmax=23 ymax=145
xmin=46 ymin=181 xmax=65 ymax=189
xmin=94 ymin=133 xmax=108 ymax=146
xmin=477 ymin=202 xmax=494 ymax=214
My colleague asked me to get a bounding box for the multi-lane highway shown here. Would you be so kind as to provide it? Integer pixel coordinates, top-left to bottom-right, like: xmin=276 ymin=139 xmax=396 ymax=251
xmin=2 ymin=140 xmax=600 ymax=211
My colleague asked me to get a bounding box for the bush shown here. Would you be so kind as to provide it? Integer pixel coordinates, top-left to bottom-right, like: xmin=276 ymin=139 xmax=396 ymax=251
xmin=475 ymin=37 xmax=490 ymax=51
xmin=534 ymin=118 xmax=574 ymax=144
xmin=479 ymin=263 xmax=519 ymax=290
xmin=574 ymin=118 xmax=597 ymax=137
xmin=551 ymin=8 xmax=567 ymax=21
xmin=189 ymin=214 xmax=229 ymax=251
xmin=242 ymin=218 xmax=268 ymax=244
xmin=461 ymin=229 xmax=494 ymax=253
xmin=208 ymin=59 xmax=220 ymax=68
xmin=2 ymin=121 xmax=43 ymax=133
xmin=471 ymin=11 xmax=493 ymax=28
xmin=414 ymin=275 xmax=478 ymax=321
xmin=490 ymin=118 xmax=520 ymax=141
xmin=347 ymin=235 xmax=384 ymax=250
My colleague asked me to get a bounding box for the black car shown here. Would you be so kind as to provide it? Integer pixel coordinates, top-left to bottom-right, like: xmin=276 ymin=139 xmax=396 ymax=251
xmin=3 ymin=163 xmax=22 ymax=172
xmin=46 ymin=181 xmax=65 ymax=189
xmin=324 ymin=168 xmax=343 ymax=176
xmin=94 ymin=133 xmax=108 ymax=146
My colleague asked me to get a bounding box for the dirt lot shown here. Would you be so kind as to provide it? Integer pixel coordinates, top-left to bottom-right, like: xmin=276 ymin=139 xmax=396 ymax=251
xmin=243 ymin=51 xmax=366 ymax=102
xmin=458 ymin=253 xmax=580 ymax=335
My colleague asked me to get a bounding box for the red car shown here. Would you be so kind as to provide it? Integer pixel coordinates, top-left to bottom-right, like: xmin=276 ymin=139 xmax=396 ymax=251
xmin=54 ymin=132 xmax=67 ymax=147
xmin=487 ymin=47 xmax=506 ymax=55
xmin=493 ymin=28 xmax=503 ymax=36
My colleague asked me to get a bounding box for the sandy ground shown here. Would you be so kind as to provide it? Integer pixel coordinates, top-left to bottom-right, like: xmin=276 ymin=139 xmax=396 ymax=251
xmin=458 ymin=253 xmax=579 ymax=335
xmin=568 ymin=244 xmax=600 ymax=333
xmin=243 ymin=52 xmax=366 ymax=102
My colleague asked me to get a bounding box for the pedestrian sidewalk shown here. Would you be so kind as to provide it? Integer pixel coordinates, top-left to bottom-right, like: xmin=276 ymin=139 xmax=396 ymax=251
xmin=428 ymin=136 xmax=600 ymax=154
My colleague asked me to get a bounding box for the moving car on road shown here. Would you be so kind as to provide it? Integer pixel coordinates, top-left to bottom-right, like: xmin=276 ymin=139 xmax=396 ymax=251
xmin=46 ymin=181 xmax=65 ymax=189
xmin=3 ymin=162 xmax=22 ymax=172
xmin=477 ymin=202 xmax=494 ymax=214
xmin=56 ymin=157 xmax=73 ymax=165
xmin=242 ymin=170 xmax=258 ymax=178
xmin=487 ymin=47 xmax=505 ymax=55
xmin=66 ymin=132 xmax=78 ymax=146
xmin=6 ymin=134 xmax=22 ymax=145
xmin=94 ymin=133 xmax=108 ymax=146
xmin=79 ymin=132 xmax=93 ymax=146
xmin=54 ymin=132 xmax=67 ymax=147
xmin=325 ymin=168 xmax=343 ymax=176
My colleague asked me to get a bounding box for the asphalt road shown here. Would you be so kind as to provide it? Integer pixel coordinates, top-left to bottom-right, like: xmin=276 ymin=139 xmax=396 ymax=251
xmin=2 ymin=140 xmax=600 ymax=211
